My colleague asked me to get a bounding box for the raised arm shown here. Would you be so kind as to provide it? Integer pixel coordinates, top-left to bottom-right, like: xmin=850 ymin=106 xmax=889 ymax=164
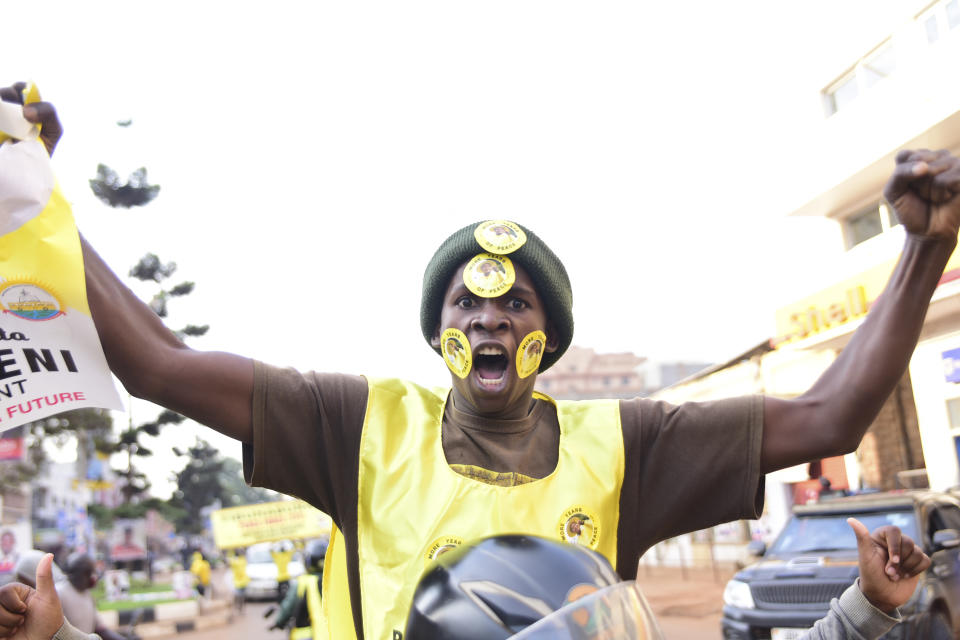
xmin=6 ymin=84 xmax=254 ymax=443
xmin=762 ymin=149 xmax=960 ymax=472
xmin=81 ymin=240 xmax=254 ymax=443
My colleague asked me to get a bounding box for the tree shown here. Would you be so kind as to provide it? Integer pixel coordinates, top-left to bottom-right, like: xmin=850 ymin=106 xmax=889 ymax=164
xmin=89 ymin=164 xmax=160 ymax=208
xmin=103 ymin=409 xmax=186 ymax=504
xmin=169 ymin=438 xmax=230 ymax=534
xmin=89 ymin=122 xmax=209 ymax=504
xmin=219 ymin=457 xmax=278 ymax=507
xmin=128 ymin=253 xmax=209 ymax=340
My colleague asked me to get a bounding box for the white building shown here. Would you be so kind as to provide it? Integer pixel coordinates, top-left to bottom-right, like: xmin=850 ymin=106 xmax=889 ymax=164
xmin=773 ymin=0 xmax=960 ymax=492
xmin=651 ymin=0 xmax=960 ymax=562
xmin=31 ymin=462 xmax=94 ymax=550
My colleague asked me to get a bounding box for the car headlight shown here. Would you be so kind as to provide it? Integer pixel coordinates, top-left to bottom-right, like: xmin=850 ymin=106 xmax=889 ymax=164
xmin=723 ymin=580 xmax=755 ymax=609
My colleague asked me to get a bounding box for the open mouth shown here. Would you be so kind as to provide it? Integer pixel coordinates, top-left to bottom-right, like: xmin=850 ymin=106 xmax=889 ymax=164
xmin=474 ymin=346 xmax=509 ymax=386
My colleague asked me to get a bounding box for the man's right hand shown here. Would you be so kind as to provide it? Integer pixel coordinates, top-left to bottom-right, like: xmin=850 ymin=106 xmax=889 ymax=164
xmin=0 ymin=82 xmax=63 ymax=156
xmin=848 ymin=517 xmax=931 ymax=614
xmin=0 ymin=554 xmax=63 ymax=640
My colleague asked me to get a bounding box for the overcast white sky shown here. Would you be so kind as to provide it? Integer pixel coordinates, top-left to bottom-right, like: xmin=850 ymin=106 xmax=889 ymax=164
xmin=1 ymin=1 xmax=913 ymax=496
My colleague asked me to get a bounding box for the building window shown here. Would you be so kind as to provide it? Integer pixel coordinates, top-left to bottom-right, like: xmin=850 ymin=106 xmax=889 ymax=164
xmin=946 ymin=396 xmax=960 ymax=428
xmin=822 ymin=40 xmax=895 ymax=117
xmin=862 ymin=44 xmax=895 ymax=88
xmin=880 ymin=201 xmax=899 ymax=228
xmin=925 ymin=13 xmax=941 ymax=43
xmin=948 ymin=0 xmax=960 ymax=29
xmin=844 ymin=204 xmax=883 ymax=248
xmin=823 ymin=72 xmax=858 ymax=116
xmin=842 ymin=201 xmax=900 ymax=250
xmin=921 ymin=0 xmax=960 ymax=45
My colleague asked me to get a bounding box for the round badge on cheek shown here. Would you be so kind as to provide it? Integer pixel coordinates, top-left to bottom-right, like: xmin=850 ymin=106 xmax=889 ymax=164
xmin=463 ymin=253 xmax=515 ymax=298
xmin=441 ymin=328 xmax=472 ymax=379
xmin=516 ymin=330 xmax=546 ymax=379
xmin=474 ymin=220 xmax=527 ymax=255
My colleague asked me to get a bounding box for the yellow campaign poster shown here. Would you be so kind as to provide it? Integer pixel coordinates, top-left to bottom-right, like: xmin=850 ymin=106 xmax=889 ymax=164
xmin=0 ymin=96 xmax=121 ymax=430
xmin=210 ymin=500 xmax=332 ymax=549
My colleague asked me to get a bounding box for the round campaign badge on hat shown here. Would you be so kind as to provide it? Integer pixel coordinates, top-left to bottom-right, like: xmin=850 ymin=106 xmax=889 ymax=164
xmin=474 ymin=220 xmax=527 ymax=255
xmin=463 ymin=253 xmax=515 ymax=298
xmin=441 ymin=328 xmax=472 ymax=379
xmin=516 ymin=330 xmax=546 ymax=379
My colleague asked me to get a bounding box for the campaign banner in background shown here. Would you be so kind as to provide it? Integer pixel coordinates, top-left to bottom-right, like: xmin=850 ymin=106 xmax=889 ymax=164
xmin=110 ymin=518 xmax=148 ymax=562
xmin=0 ymin=426 xmax=23 ymax=461
xmin=211 ymin=500 xmax=332 ymax=549
xmin=0 ymin=522 xmax=32 ymax=575
xmin=0 ymin=99 xmax=121 ymax=430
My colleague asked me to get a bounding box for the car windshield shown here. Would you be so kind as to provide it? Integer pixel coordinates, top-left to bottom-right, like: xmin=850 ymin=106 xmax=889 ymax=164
xmin=246 ymin=548 xmax=273 ymax=564
xmin=769 ymin=510 xmax=919 ymax=555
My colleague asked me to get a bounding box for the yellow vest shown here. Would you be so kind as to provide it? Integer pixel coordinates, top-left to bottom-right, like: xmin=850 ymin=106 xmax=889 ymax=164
xmin=272 ymin=550 xmax=294 ymax=582
xmin=228 ymin=556 xmax=249 ymax=589
xmin=290 ymin=573 xmax=326 ymax=640
xmin=323 ymin=378 xmax=624 ymax=640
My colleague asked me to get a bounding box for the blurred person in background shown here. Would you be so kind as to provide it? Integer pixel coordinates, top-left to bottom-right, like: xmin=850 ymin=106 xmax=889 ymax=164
xmin=271 ymin=545 xmax=294 ymax=603
xmin=271 ymin=539 xmax=328 ymax=640
xmin=55 ymin=554 xmax=124 ymax=640
xmin=227 ymin=549 xmax=249 ymax=613
xmin=188 ymin=552 xmax=210 ymax=599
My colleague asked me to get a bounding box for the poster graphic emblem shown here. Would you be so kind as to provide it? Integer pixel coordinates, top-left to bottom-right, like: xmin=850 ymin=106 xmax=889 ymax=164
xmin=0 ymin=281 xmax=62 ymax=321
xmin=559 ymin=506 xmax=600 ymax=549
xmin=516 ymin=330 xmax=546 ymax=379
xmin=463 ymin=253 xmax=515 ymax=298
xmin=474 ymin=220 xmax=526 ymax=254
xmin=441 ymin=328 xmax=472 ymax=379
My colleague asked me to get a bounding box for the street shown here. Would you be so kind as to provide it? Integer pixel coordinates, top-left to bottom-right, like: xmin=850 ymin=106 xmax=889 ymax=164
xmin=637 ymin=565 xmax=731 ymax=639
xmin=177 ymin=601 xmax=286 ymax=640
xmin=172 ymin=566 xmax=731 ymax=639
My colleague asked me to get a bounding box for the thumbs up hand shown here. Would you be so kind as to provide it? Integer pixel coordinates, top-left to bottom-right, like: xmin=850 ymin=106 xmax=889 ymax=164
xmin=0 ymin=554 xmax=64 ymax=640
xmin=848 ymin=518 xmax=932 ymax=614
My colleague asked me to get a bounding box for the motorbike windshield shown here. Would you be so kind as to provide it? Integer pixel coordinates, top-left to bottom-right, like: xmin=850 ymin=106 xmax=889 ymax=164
xmin=510 ymin=581 xmax=664 ymax=640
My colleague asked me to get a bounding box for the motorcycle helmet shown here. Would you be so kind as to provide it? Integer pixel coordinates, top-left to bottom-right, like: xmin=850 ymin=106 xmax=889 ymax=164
xmin=306 ymin=537 xmax=328 ymax=573
xmin=405 ymin=534 xmax=651 ymax=639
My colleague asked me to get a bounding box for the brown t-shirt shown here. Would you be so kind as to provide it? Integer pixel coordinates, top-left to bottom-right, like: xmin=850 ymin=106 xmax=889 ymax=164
xmin=243 ymin=361 xmax=764 ymax=639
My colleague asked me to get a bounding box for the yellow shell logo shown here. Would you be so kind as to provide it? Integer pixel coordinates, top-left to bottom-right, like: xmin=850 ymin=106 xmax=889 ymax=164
xmin=0 ymin=280 xmax=63 ymax=321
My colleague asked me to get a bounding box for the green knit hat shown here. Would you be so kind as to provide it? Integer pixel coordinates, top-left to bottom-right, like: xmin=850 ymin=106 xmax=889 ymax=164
xmin=420 ymin=221 xmax=573 ymax=373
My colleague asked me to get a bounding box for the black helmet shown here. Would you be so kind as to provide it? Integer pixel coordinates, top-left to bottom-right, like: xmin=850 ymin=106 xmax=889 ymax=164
xmin=306 ymin=538 xmax=328 ymax=573
xmin=404 ymin=535 xmax=622 ymax=639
